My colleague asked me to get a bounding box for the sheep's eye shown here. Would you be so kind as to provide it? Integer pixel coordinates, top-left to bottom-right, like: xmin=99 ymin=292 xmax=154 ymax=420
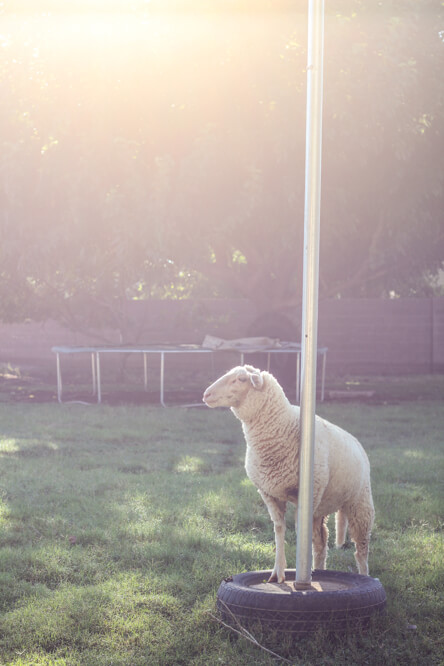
xmin=238 ymin=375 xmax=247 ymax=383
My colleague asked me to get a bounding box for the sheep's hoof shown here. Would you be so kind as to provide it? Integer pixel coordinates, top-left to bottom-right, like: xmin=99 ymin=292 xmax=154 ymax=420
xmin=268 ymin=573 xmax=284 ymax=584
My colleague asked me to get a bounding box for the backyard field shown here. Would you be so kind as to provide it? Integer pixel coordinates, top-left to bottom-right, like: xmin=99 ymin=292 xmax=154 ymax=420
xmin=0 ymin=379 xmax=442 ymax=665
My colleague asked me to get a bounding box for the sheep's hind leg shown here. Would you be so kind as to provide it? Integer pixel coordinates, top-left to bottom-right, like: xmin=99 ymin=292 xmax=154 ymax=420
xmin=259 ymin=491 xmax=287 ymax=584
xmin=347 ymin=499 xmax=374 ymax=576
xmin=350 ymin=530 xmax=371 ymax=576
xmin=335 ymin=509 xmax=348 ymax=548
xmin=312 ymin=516 xmax=329 ymax=570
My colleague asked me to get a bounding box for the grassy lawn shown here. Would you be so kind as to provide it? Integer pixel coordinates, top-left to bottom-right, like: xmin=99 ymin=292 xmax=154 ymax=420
xmin=0 ymin=383 xmax=442 ymax=665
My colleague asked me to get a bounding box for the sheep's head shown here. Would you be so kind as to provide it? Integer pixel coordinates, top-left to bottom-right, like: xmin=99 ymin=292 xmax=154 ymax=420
xmin=202 ymin=365 xmax=264 ymax=409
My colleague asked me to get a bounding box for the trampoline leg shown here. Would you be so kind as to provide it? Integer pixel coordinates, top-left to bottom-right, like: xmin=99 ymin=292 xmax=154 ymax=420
xmin=144 ymin=353 xmax=148 ymax=391
xmin=96 ymin=353 xmax=102 ymax=404
xmin=296 ymin=352 xmax=301 ymax=404
xmin=56 ymin=353 xmax=63 ymax=403
xmin=91 ymin=353 xmax=97 ymax=396
xmin=160 ymin=352 xmax=166 ymax=407
xmin=321 ymin=350 xmax=327 ymax=402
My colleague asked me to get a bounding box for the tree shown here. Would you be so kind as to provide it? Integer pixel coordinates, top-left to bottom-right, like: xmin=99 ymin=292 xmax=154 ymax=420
xmin=0 ymin=0 xmax=443 ymax=332
xmin=319 ymin=0 xmax=444 ymax=297
xmin=151 ymin=0 xmax=444 ymax=309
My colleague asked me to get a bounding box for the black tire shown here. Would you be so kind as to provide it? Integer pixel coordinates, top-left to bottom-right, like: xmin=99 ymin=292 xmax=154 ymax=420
xmin=217 ymin=569 xmax=386 ymax=636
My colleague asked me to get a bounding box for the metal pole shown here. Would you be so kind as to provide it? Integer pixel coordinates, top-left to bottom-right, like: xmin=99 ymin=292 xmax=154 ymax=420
xmin=295 ymin=0 xmax=325 ymax=590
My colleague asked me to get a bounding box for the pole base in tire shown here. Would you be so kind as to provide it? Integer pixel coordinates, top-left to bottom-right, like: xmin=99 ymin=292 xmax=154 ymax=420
xmin=217 ymin=569 xmax=386 ymax=637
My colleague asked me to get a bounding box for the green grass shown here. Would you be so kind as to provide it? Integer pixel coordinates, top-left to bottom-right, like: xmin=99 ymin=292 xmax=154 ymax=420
xmin=0 ymin=387 xmax=442 ymax=665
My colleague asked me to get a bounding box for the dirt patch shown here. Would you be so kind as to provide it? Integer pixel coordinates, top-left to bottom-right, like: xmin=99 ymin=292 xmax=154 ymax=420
xmin=0 ymin=374 xmax=57 ymax=404
xmin=0 ymin=374 xmax=206 ymax=406
xmin=328 ymin=390 xmax=376 ymax=400
xmin=1 ymin=371 xmax=442 ymax=406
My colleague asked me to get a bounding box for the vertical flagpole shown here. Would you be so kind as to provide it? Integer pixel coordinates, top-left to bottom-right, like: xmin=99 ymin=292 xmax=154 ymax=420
xmin=295 ymin=0 xmax=325 ymax=590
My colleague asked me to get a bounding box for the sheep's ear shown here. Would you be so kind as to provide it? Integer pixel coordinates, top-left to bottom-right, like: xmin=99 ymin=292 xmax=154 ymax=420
xmin=250 ymin=371 xmax=264 ymax=390
xmin=237 ymin=368 xmax=249 ymax=382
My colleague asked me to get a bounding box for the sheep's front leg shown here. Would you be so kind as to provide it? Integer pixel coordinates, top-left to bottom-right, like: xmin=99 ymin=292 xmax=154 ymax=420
xmin=259 ymin=490 xmax=287 ymax=584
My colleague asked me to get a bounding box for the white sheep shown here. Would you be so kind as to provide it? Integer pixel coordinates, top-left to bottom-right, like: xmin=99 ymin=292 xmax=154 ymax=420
xmin=203 ymin=365 xmax=374 ymax=583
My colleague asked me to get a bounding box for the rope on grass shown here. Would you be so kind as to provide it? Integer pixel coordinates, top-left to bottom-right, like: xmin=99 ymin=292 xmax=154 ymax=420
xmin=206 ymin=600 xmax=293 ymax=665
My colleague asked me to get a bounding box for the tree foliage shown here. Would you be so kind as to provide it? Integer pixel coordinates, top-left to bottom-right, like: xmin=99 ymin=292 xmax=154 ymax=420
xmin=0 ymin=0 xmax=443 ymax=332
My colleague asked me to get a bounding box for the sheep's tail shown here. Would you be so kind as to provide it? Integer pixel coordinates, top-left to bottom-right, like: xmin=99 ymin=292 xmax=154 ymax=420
xmin=335 ymin=510 xmax=348 ymax=548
